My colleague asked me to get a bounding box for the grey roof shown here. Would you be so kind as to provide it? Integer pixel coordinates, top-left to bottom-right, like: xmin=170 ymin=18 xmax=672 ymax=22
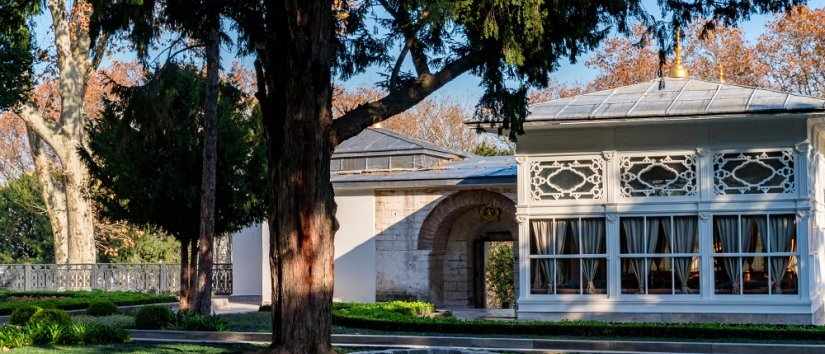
xmin=331 ymin=155 xmax=515 ymax=188
xmin=527 ymin=78 xmax=825 ymax=122
xmin=333 ymin=128 xmax=468 ymax=158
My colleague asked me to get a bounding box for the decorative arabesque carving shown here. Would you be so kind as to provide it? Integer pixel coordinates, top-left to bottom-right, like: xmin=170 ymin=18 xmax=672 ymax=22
xmin=619 ymin=154 xmax=697 ymax=197
xmin=529 ymin=158 xmax=605 ymax=200
xmin=713 ymin=150 xmax=795 ymax=195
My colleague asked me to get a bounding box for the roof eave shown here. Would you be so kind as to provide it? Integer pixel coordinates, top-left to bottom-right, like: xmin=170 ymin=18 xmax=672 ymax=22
xmin=521 ymin=110 xmax=825 ymax=130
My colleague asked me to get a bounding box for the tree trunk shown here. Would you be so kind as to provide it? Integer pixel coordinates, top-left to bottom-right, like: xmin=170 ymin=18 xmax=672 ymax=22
xmin=63 ymin=154 xmax=96 ymax=264
xmin=264 ymin=2 xmax=337 ymax=352
xmin=194 ymin=25 xmax=221 ymax=315
xmin=179 ymin=238 xmax=192 ymax=311
xmin=27 ymin=129 xmax=69 ymax=264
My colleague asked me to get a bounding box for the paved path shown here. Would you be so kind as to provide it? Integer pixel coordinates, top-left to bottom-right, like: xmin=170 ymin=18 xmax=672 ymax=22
xmin=129 ymin=330 xmax=825 ymax=354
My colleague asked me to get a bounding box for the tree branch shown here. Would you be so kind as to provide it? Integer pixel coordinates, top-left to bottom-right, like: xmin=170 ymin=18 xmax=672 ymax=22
xmin=47 ymin=0 xmax=71 ymax=75
xmin=332 ymin=53 xmax=481 ymax=144
xmin=389 ymin=41 xmax=410 ymax=87
xmin=90 ymin=31 xmax=110 ymax=73
xmin=15 ymin=102 xmax=65 ymax=155
xmin=379 ymin=0 xmax=430 ymax=76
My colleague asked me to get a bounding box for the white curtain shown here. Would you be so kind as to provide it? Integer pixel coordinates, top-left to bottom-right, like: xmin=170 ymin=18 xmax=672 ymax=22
xmin=621 ymin=218 xmax=645 ymax=293
xmin=673 ymin=216 xmax=696 ymax=293
xmin=554 ymin=220 xmax=570 ymax=287
xmin=742 ymin=215 xmax=767 ymax=274
xmin=715 ymin=216 xmax=740 ymax=292
xmin=581 ymin=219 xmax=604 ymax=294
xmin=530 ymin=220 xmax=553 ymax=293
xmin=769 ymin=215 xmax=796 ymax=294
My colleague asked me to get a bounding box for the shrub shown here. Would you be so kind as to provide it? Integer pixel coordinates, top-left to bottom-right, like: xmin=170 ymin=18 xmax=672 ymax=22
xmin=9 ymin=305 xmax=40 ymax=325
xmin=28 ymin=309 xmax=72 ymax=327
xmin=258 ymin=304 xmax=271 ymax=312
xmin=72 ymin=314 xmax=135 ymax=329
xmin=175 ymin=311 xmax=228 ymax=331
xmin=0 ymin=290 xmax=176 ymax=316
xmin=82 ymin=322 xmax=129 ymax=344
xmin=485 ymin=242 xmax=515 ymax=308
xmin=134 ymin=305 xmax=174 ymax=329
xmin=86 ymin=301 xmax=118 ymax=316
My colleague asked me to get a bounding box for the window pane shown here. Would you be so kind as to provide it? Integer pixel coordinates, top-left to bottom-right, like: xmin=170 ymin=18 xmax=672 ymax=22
xmin=648 ymin=257 xmax=672 ymax=294
xmin=367 ymin=157 xmax=389 ymax=170
xmin=673 ymin=216 xmax=698 ymax=253
xmin=555 ymin=259 xmax=580 ymax=294
xmin=529 ymin=220 xmax=553 ymax=255
xmin=713 ymin=216 xmax=739 ymax=253
xmin=330 ymin=159 xmax=341 ymax=172
xmin=647 ymin=217 xmax=671 ymax=254
xmin=742 ymin=215 xmax=767 ymax=253
xmin=582 ymin=258 xmax=606 ymax=294
xmin=621 ymin=217 xmax=645 ymax=254
xmin=769 ymin=215 xmax=796 ymax=253
xmin=770 ymin=256 xmax=798 ymax=294
xmin=555 ymin=219 xmax=579 ymax=255
xmin=674 ymin=257 xmax=700 ymax=294
xmin=743 ymin=256 xmax=769 ymax=294
xmin=390 ymin=155 xmax=414 ymax=169
xmin=621 ymin=258 xmax=645 ymax=294
xmin=580 ymin=218 xmax=605 ymax=254
xmin=530 ymin=259 xmax=553 ymax=294
xmin=341 ymin=158 xmax=366 ymax=171
xmin=714 ymin=257 xmax=741 ymax=294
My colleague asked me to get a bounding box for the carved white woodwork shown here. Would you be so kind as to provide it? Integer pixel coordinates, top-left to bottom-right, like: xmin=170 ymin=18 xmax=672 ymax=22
xmin=713 ymin=149 xmax=795 ymax=195
xmin=619 ymin=154 xmax=697 ymax=197
xmin=529 ymin=158 xmax=605 ymax=201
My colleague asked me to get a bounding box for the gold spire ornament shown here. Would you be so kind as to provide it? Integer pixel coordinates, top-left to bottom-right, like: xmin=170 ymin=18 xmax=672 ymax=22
xmin=669 ymin=30 xmax=689 ymax=78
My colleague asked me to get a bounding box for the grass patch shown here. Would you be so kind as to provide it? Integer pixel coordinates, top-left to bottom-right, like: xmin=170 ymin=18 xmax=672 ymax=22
xmin=8 ymin=342 xmax=266 ymax=353
xmin=331 ymin=301 xmax=825 ymax=342
xmin=0 ymin=290 xmax=176 ymax=316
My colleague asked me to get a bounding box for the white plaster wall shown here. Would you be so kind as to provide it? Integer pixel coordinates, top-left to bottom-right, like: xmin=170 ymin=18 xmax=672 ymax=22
xmin=333 ymin=192 xmax=377 ymax=302
xmin=231 ymin=224 xmax=264 ymax=296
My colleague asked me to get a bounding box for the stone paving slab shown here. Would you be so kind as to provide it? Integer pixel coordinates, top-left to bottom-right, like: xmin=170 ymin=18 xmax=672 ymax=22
xmin=129 ymin=330 xmax=825 ymax=354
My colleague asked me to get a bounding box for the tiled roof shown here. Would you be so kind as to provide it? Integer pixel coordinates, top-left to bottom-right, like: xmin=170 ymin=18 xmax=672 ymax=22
xmin=331 ymin=155 xmax=515 ymax=185
xmin=527 ymin=78 xmax=825 ymax=122
xmin=333 ymin=127 xmax=468 ymax=158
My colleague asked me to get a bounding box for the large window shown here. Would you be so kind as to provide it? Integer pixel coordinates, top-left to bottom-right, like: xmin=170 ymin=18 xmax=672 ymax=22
xmin=529 ymin=218 xmax=607 ymax=295
xmin=713 ymin=214 xmax=798 ymax=295
xmin=619 ymin=216 xmax=700 ymax=295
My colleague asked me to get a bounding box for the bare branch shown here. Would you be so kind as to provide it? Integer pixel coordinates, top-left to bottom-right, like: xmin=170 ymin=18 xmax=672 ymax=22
xmin=332 ymin=53 xmax=480 ymax=144
xmin=379 ymin=0 xmax=431 ymax=76
xmin=389 ymin=41 xmax=410 ymax=87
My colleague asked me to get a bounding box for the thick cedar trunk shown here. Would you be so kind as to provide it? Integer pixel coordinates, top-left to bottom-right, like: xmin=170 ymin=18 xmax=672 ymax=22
xmin=27 ymin=129 xmax=69 ymax=264
xmin=193 ymin=25 xmax=221 ymax=315
xmin=189 ymin=238 xmax=199 ymax=296
xmin=179 ymin=239 xmax=191 ymax=311
xmin=263 ymin=1 xmax=337 ymax=353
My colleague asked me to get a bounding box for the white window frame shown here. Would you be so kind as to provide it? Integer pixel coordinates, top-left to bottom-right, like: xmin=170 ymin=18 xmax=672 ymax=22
xmin=527 ymin=216 xmax=608 ymax=296
xmin=617 ymin=214 xmax=701 ymax=296
xmin=711 ymin=213 xmax=800 ymax=296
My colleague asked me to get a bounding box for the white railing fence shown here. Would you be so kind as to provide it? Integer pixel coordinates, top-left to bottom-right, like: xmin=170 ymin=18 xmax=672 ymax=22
xmin=0 ymin=263 xmax=232 ymax=295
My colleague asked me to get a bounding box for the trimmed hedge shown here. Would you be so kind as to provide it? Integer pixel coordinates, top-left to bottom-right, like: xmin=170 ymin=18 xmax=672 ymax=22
xmin=134 ymin=305 xmax=174 ymax=329
xmin=332 ymin=302 xmax=825 ymax=342
xmin=0 ymin=290 xmax=176 ymax=315
xmin=29 ymin=308 xmax=72 ymax=327
xmin=86 ymin=301 xmax=119 ymax=316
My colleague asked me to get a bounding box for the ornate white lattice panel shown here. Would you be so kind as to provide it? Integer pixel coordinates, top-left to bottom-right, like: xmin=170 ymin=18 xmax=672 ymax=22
xmin=713 ymin=149 xmax=795 ymax=195
xmin=619 ymin=154 xmax=697 ymax=197
xmin=529 ymin=158 xmax=605 ymax=201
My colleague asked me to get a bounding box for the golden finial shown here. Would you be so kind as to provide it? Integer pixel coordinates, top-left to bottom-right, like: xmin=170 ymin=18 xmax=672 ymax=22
xmin=669 ymin=29 xmax=688 ymax=79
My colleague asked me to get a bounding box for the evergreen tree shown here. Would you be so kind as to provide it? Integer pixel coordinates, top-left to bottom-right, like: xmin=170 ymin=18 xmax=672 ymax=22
xmin=82 ymin=64 xmax=267 ymax=306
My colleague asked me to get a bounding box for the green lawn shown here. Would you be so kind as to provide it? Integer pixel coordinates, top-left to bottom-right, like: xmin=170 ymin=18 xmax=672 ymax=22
xmin=8 ymin=343 xmax=370 ymax=353
xmin=9 ymin=343 xmax=266 ymax=353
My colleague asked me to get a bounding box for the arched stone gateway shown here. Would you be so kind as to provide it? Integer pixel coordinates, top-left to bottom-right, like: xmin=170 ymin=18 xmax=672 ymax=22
xmin=418 ymin=190 xmax=517 ymax=308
